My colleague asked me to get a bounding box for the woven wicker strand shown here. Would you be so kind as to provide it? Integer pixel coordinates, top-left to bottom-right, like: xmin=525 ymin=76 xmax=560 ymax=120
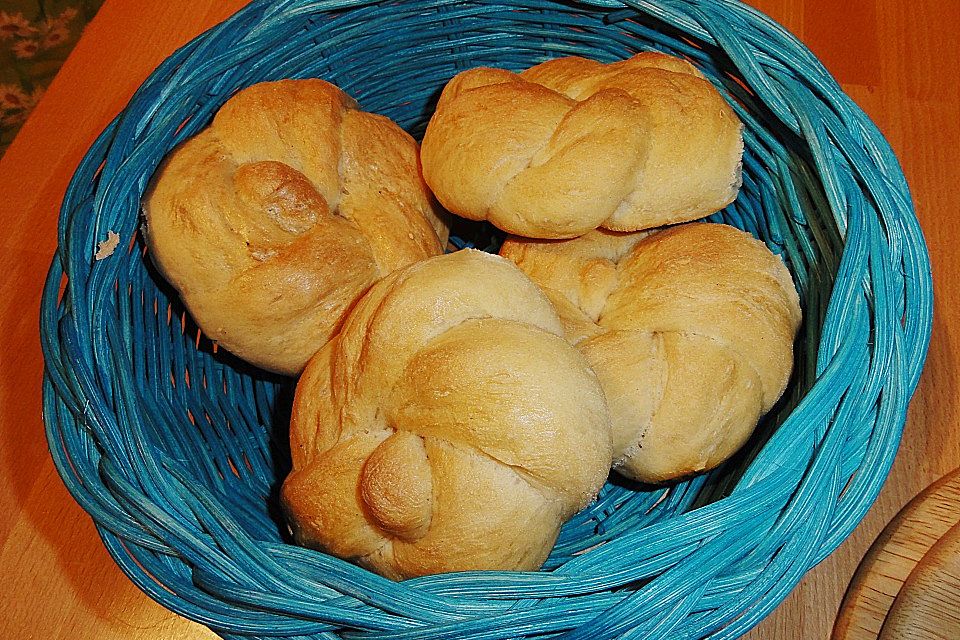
xmin=40 ymin=1 xmax=933 ymax=638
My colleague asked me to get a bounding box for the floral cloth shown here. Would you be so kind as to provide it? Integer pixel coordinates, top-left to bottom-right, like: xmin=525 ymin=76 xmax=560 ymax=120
xmin=1 ymin=0 xmax=103 ymax=153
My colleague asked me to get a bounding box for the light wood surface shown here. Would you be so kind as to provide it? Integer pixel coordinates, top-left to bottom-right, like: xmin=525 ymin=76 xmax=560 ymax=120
xmin=881 ymin=520 xmax=960 ymax=640
xmin=835 ymin=468 xmax=960 ymax=639
xmin=0 ymin=1 xmax=957 ymax=638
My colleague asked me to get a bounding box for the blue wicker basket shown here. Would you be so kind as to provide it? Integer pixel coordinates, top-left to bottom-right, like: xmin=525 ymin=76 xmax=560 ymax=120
xmin=40 ymin=1 xmax=933 ymax=638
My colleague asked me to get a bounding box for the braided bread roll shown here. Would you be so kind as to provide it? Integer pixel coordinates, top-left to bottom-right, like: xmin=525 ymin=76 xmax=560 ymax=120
xmin=501 ymin=224 xmax=801 ymax=483
xmin=421 ymin=52 xmax=743 ymax=239
xmin=144 ymin=79 xmax=448 ymax=375
xmin=282 ymin=250 xmax=612 ymax=579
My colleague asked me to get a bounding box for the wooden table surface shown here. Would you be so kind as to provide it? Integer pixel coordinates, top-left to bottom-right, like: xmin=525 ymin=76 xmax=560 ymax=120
xmin=0 ymin=1 xmax=956 ymax=638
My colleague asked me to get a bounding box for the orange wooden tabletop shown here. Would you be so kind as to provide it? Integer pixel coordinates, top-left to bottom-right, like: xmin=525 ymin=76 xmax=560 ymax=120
xmin=0 ymin=1 xmax=956 ymax=638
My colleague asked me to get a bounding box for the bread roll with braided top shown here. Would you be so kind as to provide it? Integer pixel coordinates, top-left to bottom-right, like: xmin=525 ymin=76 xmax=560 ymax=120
xmin=501 ymin=223 xmax=801 ymax=483
xmin=282 ymin=250 xmax=612 ymax=579
xmin=421 ymin=52 xmax=743 ymax=239
xmin=144 ymin=79 xmax=447 ymax=375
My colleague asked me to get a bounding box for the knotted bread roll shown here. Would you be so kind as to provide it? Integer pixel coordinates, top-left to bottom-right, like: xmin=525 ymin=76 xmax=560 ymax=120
xmin=501 ymin=224 xmax=801 ymax=483
xmin=421 ymin=52 xmax=743 ymax=239
xmin=282 ymin=250 xmax=612 ymax=579
xmin=144 ymin=79 xmax=447 ymax=375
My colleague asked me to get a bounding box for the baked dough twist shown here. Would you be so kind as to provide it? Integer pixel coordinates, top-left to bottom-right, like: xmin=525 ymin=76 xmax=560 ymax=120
xmin=282 ymin=250 xmax=612 ymax=579
xmin=501 ymin=224 xmax=801 ymax=483
xmin=144 ymin=79 xmax=447 ymax=375
xmin=421 ymin=52 xmax=743 ymax=239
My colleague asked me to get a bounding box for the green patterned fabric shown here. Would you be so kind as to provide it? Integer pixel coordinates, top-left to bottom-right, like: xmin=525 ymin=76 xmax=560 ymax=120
xmin=0 ymin=0 xmax=103 ymax=153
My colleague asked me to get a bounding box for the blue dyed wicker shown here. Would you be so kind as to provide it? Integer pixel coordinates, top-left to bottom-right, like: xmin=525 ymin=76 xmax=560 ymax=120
xmin=40 ymin=1 xmax=933 ymax=638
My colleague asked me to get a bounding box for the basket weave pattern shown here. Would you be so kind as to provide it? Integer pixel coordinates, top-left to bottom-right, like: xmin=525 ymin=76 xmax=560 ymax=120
xmin=40 ymin=1 xmax=933 ymax=638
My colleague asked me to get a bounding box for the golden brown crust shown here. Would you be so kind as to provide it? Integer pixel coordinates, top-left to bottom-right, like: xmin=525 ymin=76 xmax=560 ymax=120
xmin=422 ymin=52 xmax=743 ymax=239
xmin=143 ymin=79 xmax=448 ymax=375
xmin=501 ymin=223 xmax=801 ymax=483
xmin=282 ymin=250 xmax=613 ymax=579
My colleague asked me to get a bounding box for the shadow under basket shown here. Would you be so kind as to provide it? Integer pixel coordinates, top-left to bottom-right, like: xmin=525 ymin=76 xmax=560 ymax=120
xmin=40 ymin=1 xmax=933 ymax=638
